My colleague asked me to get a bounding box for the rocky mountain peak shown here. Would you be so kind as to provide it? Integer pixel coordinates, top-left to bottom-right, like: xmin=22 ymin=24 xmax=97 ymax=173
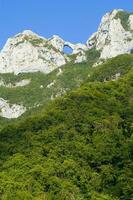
xmin=0 ymin=30 xmax=87 ymax=74
xmin=0 ymin=9 xmax=133 ymax=75
xmin=49 ymin=35 xmax=65 ymax=52
xmin=87 ymin=9 xmax=133 ymax=59
xmin=16 ymin=30 xmax=46 ymax=40
xmin=22 ymin=30 xmax=39 ymax=36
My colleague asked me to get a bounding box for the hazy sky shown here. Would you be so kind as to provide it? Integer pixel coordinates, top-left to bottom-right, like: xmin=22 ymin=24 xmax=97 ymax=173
xmin=0 ymin=0 xmax=133 ymax=48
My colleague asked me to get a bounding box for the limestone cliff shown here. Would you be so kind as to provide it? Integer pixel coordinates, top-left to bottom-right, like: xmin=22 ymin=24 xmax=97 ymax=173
xmin=0 ymin=30 xmax=87 ymax=74
xmin=87 ymin=9 xmax=133 ymax=59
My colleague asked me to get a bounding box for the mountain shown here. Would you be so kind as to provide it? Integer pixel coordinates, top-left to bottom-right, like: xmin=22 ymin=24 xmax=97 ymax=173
xmin=0 ymin=9 xmax=133 ymax=200
xmin=0 ymin=9 xmax=133 ymax=120
xmin=87 ymin=9 xmax=133 ymax=59
xmin=0 ymin=54 xmax=132 ymax=200
xmin=0 ymin=9 xmax=133 ymax=75
xmin=0 ymin=30 xmax=87 ymax=74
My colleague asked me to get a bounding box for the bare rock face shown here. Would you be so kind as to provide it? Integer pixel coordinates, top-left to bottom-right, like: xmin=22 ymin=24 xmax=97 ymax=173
xmin=0 ymin=98 xmax=26 ymax=119
xmin=129 ymin=15 xmax=133 ymax=30
xmin=75 ymin=51 xmax=87 ymax=63
xmin=87 ymin=9 xmax=133 ymax=59
xmin=0 ymin=31 xmax=67 ymax=74
xmin=0 ymin=79 xmax=31 ymax=88
xmin=0 ymin=30 xmax=88 ymax=75
xmin=49 ymin=35 xmax=65 ymax=52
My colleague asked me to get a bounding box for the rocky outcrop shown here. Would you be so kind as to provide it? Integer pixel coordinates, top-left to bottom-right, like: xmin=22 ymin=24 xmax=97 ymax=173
xmin=129 ymin=15 xmax=133 ymax=29
xmin=56 ymin=68 xmax=63 ymax=76
xmin=0 ymin=98 xmax=26 ymax=118
xmin=74 ymin=51 xmax=86 ymax=63
xmin=0 ymin=31 xmax=87 ymax=74
xmin=46 ymin=80 xmax=56 ymax=88
xmin=0 ymin=79 xmax=31 ymax=88
xmin=87 ymin=9 xmax=133 ymax=59
xmin=0 ymin=31 xmax=67 ymax=74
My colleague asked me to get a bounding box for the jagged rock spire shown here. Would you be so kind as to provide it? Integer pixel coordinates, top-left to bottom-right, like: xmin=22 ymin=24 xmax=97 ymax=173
xmin=87 ymin=9 xmax=133 ymax=59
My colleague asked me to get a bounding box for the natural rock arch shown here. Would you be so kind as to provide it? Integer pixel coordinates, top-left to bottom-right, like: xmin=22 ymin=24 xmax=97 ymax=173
xmin=63 ymin=45 xmax=73 ymax=54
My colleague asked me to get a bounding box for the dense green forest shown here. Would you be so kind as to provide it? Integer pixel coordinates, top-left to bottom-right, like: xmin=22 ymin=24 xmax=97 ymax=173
xmin=0 ymin=54 xmax=133 ymax=199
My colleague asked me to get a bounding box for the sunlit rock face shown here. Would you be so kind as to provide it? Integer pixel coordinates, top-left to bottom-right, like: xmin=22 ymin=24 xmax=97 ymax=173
xmin=0 ymin=98 xmax=26 ymax=119
xmin=0 ymin=31 xmax=87 ymax=74
xmin=75 ymin=51 xmax=87 ymax=63
xmin=87 ymin=9 xmax=133 ymax=59
xmin=0 ymin=79 xmax=31 ymax=88
xmin=0 ymin=31 xmax=67 ymax=74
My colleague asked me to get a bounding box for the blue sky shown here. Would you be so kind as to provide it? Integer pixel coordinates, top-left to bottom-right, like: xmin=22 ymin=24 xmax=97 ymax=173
xmin=0 ymin=0 xmax=133 ymax=48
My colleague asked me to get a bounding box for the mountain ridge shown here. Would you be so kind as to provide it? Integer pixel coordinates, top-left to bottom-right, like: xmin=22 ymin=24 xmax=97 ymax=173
xmin=0 ymin=9 xmax=133 ymax=75
xmin=0 ymin=30 xmax=87 ymax=75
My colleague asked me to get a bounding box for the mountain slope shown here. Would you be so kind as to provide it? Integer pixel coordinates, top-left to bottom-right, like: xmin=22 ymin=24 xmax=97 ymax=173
xmin=0 ymin=57 xmax=133 ymax=199
xmin=0 ymin=52 xmax=132 ymax=123
xmin=0 ymin=48 xmax=100 ymax=120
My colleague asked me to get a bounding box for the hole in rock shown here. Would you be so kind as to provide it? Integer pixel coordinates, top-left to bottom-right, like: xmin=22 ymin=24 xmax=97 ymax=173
xmin=63 ymin=45 xmax=73 ymax=55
